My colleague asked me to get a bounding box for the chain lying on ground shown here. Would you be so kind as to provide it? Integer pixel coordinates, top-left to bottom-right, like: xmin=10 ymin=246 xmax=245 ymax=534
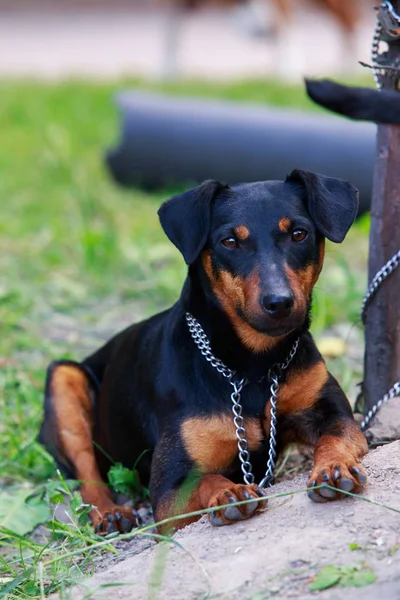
xmin=186 ymin=312 xmax=299 ymax=487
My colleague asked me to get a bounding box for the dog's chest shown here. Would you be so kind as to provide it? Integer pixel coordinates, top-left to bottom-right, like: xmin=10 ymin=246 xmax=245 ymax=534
xmin=180 ymin=409 xmax=269 ymax=473
xmin=178 ymin=362 xmax=328 ymax=473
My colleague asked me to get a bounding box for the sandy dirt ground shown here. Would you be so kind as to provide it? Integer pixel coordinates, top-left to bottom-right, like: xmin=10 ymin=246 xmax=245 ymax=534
xmin=55 ymin=440 xmax=400 ymax=600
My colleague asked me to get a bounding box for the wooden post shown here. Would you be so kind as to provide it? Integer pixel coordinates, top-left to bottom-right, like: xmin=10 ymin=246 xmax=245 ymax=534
xmin=364 ymin=126 xmax=400 ymax=410
xmin=363 ymin=3 xmax=400 ymax=415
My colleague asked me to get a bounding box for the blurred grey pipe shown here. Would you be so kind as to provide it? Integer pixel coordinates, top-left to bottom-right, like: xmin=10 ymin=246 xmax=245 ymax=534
xmin=106 ymin=92 xmax=376 ymax=214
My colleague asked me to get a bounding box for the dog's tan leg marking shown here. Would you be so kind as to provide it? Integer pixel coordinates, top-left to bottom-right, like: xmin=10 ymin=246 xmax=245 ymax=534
xmin=50 ymin=365 xmax=138 ymax=532
xmin=308 ymin=422 xmax=368 ymax=502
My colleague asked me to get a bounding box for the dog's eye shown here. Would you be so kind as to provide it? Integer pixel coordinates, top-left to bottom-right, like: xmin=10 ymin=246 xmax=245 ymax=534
xmin=291 ymin=229 xmax=308 ymax=243
xmin=221 ymin=237 xmax=239 ymax=249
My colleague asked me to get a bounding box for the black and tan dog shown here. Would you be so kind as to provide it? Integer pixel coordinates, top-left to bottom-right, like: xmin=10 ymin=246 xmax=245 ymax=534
xmin=39 ymin=169 xmax=368 ymax=534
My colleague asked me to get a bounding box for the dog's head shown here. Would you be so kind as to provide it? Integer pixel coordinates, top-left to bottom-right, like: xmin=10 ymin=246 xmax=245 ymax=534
xmin=158 ymin=170 xmax=358 ymax=352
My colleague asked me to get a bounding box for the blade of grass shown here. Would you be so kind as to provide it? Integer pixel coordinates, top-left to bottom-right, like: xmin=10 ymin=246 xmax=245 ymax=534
xmin=0 ymin=566 xmax=35 ymax=598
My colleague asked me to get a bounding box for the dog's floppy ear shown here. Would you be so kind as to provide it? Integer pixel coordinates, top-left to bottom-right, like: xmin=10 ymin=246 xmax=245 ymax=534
xmin=286 ymin=169 xmax=359 ymax=243
xmin=158 ymin=180 xmax=227 ymax=264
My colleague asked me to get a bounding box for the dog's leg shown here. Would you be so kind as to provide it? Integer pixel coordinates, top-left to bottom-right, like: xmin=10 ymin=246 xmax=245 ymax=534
xmin=156 ymin=473 xmax=267 ymax=533
xmin=307 ymin=420 xmax=368 ymax=502
xmin=40 ymin=362 xmax=139 ymax=534
xmin=282 ymin=371 xmax=368 ymax=502
xmin=273 ymin=356 xmax=368 ymax=502
xmin=150 ymin=430 xmax=267 ymax=533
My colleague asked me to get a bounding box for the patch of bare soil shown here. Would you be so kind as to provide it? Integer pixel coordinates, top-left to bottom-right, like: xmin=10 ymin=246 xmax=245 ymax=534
xmin=55 ymin=441 xmax=400 ymax=600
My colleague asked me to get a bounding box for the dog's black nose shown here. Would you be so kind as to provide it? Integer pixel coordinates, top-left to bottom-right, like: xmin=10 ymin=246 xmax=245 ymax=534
xmin=262 ymin=295 xmax=294 ymax=319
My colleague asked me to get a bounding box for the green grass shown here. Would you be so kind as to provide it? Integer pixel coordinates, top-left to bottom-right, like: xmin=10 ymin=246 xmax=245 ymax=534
xmin=0 ymin=77 xmax=369 ymax=598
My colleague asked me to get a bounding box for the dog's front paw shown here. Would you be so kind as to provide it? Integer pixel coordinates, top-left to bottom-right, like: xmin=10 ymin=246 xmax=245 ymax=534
xmin=307 ymin=461 xmax=367 ymax=503
xmin=91 ymin=505 xmax=141 ymax=535
xmin=208 ymin=484 xmax=267 ymax=526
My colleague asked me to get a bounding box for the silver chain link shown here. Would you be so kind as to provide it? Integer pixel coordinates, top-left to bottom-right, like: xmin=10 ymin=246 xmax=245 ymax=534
xmin=260 ymin=337 xmax=299 ymax=487
xmin=186 ymin=312 xmax=235 ymax=380
xmin=185 ymin=312 xmax=299 ymax=487
xmin=360 ymin=380 xmax=400 ymax=431
xmin=361 ymin=249 xmax=400 ymax=322
xmin=230 ymin=377 xmax=255 ymax=484
xmin=371 ymin=9 xmax=384 ymax=89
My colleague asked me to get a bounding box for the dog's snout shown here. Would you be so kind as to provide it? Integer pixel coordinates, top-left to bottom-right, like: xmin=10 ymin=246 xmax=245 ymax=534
xmin=262 ymin=294 xmax=294 ymax=319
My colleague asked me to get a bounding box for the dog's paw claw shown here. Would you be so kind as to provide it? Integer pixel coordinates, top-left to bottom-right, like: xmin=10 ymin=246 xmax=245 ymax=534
xmin=307 ymin=481 xmax=327 ymax=503
xmin=308 ymin=461 xmax=366 ymax=503
xmin=339 ymin=477 xmax=354 ymax=492
xmin=120 ymin=517 xmax=134 ymax=533
xmin=209 ymin=511 xmax=226 ymax=527
xmin=319 ymin=486 xmax=337 ymax=499
xmin=208 ymin=483 xmax=266 ymax=526
xmin=224 ymin=505 xmax=244 ymax=521
xmin=350 ymin=466 xmax=367 ymax=484
xmin=92 ymin=506 xmax=139 ymax=535
xmin=106 ymin=521 xmax=118 ymax=534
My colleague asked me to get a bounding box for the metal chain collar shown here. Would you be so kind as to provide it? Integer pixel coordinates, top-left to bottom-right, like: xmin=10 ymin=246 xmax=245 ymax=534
xmin=185 ymin=312 xmax=299 ymax=487
xmin=360 ymin=2 xmax=400 ymax=431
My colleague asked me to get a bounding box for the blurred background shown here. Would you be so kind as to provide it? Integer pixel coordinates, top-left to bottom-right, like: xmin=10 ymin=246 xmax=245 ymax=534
xmin=0 ymin=0 xmax=375 ymax=79
xmin=1 ymin=0 xmax=374 ymax=484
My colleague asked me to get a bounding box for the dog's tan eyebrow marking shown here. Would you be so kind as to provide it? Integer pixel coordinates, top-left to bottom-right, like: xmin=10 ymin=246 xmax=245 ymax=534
xmin=234 ymin=225 xmax=250 ymax=241
xmin=278 ymin=217 xmax=292 ymax=232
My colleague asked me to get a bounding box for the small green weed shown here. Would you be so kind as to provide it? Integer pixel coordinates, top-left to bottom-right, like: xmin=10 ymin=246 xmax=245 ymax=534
xmin=349 ymin=542 xmax=363 ymax=551
xmin=0 ymin=487 xmax=50 ymax=537
xmin=310 ymin=563 xmax=376 ymax=591
xmin=0 ymin=480 xmax=109 ymax=599
xmin=108 ymin=463 xmax=149 ymax=502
